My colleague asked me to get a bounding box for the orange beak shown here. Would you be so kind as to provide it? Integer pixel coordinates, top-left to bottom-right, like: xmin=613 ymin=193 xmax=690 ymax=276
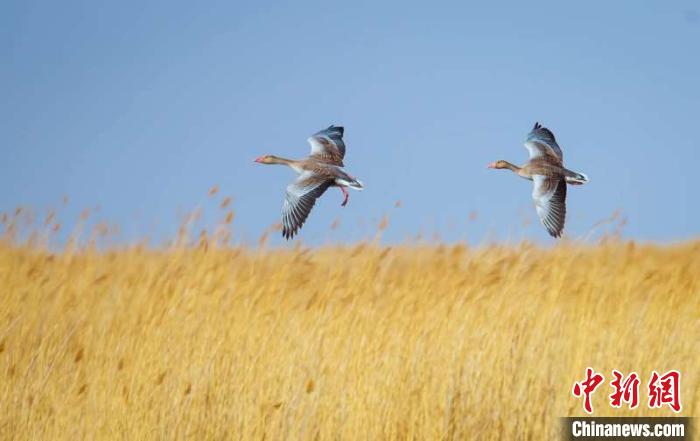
xmin=487 ymin=162 xmax=497 ymax=169
xmin=254 ymin=156 xmax=264 ymax=163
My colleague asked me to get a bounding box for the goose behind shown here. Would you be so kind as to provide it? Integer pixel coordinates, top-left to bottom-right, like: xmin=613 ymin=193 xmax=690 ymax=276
xmin=488 ymin=122 xmax=588 ymax=238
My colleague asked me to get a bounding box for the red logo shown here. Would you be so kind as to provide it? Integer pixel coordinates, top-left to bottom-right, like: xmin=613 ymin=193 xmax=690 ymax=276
xmin=572 ymin=369 xmax=682 ymax=414
xmin=572 ymin=367 xmax=605 ymax=414
xmin=609 ymin=370 xmax=640 ymax=409
xmin=648 ymin=370 xmax=682 ymax=412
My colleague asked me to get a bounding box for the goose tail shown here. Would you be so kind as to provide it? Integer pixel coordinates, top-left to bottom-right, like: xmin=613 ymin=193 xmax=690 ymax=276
xmin=565 ymin=170 xmax=589 ymax=185
xmin=337 ymin=178 xmax=364 ymax=191
xmin=348 ymin=178 xmax=364 ymax=190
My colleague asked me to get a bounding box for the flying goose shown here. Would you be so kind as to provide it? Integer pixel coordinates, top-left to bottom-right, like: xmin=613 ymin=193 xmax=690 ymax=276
xmin=255 ymin=125 xmax=364 ymax=239
xmin=488 ymin=122 xmax=588 ymax=238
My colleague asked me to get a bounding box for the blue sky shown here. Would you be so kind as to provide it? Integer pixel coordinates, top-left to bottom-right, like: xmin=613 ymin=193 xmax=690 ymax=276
xmin=2 ymin=1 xmax=699 ymax=245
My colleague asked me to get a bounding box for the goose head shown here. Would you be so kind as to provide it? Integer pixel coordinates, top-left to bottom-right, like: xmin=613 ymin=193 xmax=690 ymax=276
xmin=488 ymin=160 xmax=510 ymax=169
xmin=254 ymin=155 xmax=277 ymax=164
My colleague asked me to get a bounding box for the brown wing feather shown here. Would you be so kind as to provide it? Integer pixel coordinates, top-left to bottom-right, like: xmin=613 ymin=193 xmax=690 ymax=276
xmin=307 ymin=126 xmax=346 ymax=166
xmin=309 ymin=137 xmax=345 ymax=166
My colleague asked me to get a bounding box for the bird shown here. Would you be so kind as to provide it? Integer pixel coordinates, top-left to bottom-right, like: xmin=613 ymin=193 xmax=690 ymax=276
xmin=488 ymin=122 xmax=588 ymax=238
xmin=254 ymin=125 xmax=364 ymax=239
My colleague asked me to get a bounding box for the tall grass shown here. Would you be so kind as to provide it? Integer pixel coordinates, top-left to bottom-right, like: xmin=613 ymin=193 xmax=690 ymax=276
xmin=0 ymin=209 xmax=698 ymax=439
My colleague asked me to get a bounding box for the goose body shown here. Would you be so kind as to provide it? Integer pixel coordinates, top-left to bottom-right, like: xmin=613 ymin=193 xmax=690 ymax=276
xmin=255 ymin=125 xmax=363 ymax=239
xmin=488 ymin=122 xmax=588 ymax=238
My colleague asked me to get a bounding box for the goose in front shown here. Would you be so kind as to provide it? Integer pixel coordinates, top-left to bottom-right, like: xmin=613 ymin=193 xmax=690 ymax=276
xmin=255 ymin=125 xmax=364 ymax=239
xmin=488 ymin=122 xmax=588 ymax=238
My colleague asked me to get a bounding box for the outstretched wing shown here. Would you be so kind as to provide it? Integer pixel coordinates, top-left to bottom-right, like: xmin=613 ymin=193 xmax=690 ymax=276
xmin=282 ymin=172 xmax=332 ymax=239
xmin=524 ymin=122 xmax=563 ymax=162
xmin=307 ymin=125 xmax=346 ymax=166
xmin=532 ymin=175 xmax=567 ymax=238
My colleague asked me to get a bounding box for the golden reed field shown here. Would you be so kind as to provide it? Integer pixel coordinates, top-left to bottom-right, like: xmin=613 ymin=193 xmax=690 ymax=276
xmin=0 ymin=210 xmax=698 ymax=439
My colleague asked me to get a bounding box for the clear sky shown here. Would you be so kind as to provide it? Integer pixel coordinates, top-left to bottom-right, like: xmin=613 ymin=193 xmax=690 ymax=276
xmin=2 ymin=1 xmax=699 ymax=246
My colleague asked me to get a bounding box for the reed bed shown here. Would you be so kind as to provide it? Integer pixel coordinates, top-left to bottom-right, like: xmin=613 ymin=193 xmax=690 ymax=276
xmin=0 ymin=234 xmax=698 ymax=439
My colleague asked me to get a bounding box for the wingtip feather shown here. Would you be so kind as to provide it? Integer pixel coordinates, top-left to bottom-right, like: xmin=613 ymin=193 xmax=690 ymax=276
xmin=327 ymin=125 xmax=344 ymax=135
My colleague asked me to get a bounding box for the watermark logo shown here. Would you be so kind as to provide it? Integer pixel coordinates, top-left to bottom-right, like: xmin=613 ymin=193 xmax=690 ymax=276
xmin=572 ymin=367 xmax=606 ymax=414
xmin=648 ymin=371 xmax=682 ymax=413
xmin=567 ymin=369 xmax=687 ymax=439
xmin=571 ymin=367 xmax=683 ymax=414
xmin=610 ymin=370 xmax=640 ymax=410
xmin=572 ymin=369 xmax=682 ymax=414
xmin=562 ymin=417 xmax=690 ymax=440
